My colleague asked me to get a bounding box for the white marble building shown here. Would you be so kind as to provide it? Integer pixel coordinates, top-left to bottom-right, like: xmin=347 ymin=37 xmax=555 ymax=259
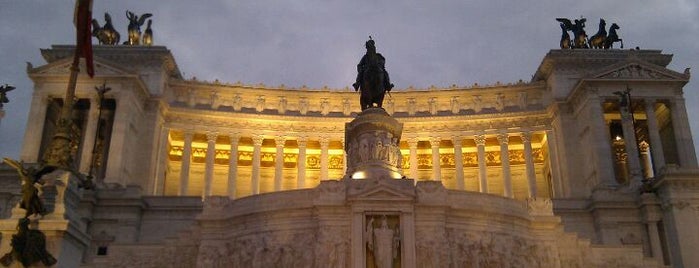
xmin=0 ymin=45 xmax=697 ymax=267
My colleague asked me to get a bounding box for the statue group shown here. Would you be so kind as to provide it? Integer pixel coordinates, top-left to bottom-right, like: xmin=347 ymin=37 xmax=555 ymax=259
xmin=353 ymin=37 xmax=394 ymax=110
xmin=556 ymin=17 xmax=623 ymax=49
xmin=92 ymin=10 xmax=153 ymax=46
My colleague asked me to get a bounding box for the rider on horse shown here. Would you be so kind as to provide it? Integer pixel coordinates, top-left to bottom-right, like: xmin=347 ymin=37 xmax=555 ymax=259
xmin=353 ymin=38 xmax=394 ymax=93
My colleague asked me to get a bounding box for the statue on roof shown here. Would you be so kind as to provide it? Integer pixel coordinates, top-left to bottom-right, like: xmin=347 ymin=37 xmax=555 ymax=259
xmin=92 ymin=12 xmax=120 ymax=45
xmin=353 ymin=37 xmax=394 ymax=110
xmin=556 ymin=17 xmax=588 ymax=49
xmin=124 ymin=10 xmax=152 ymax=45
xmin=0 ymin=84 xmax=14 ymax=108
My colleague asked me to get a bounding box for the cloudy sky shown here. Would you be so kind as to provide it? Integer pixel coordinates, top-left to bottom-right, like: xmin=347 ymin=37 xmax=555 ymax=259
xmin=0 ymin=0 xmax=698 ymax=159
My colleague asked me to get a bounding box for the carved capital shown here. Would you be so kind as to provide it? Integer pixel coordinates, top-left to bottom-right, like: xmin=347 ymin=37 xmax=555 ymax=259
xmin=229 ymin=133 xmax=241 ymax=145
xmin=252 ymin=135 xmax=264 ymax=146
xmin=520 ymin=131 xmax=532 ymax=144
xmin=497 ymin=133 xmax=509 ymax=145
xmin=407 ymin=137 xmax=419 ymax=148
xmin=297 ymin=136 xmax=308 ymax=148
xmin=183 ymin=130 xmax=194 ymax=142
xmin=274 ymin=136 xmax=286 ymax=147
xmin=474 ymin=134 xmax=486 ymax=146
xmin=429 ymin=137 xmax=441 ymax=148
xmin=451 ymin=135 xmax=463 ymax=148
xmin=206 ymin=132 xmax=218 ymax=143
xmin=319 ymin=136 xmax=330 ymax=148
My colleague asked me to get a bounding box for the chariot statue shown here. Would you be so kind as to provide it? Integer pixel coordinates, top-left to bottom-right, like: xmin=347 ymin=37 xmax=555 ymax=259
xmin=353 ymin=37 xmax=394 ymax=110
xmin=124 ymin=10 xmax=152 ymax=45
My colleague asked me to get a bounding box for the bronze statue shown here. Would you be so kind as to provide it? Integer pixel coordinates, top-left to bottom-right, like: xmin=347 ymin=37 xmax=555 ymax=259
xmin=556 ymin=17 xmax=588 ymax=48
xmin=142 ymin=20 xmax=153 ymax=46
xmin=92 ymin=12 xmax=120 ymax=45
xmin=588 ymin=18 xmax=607 ymax=49
xmin=124 ymin=10 xmax=152 ymax=45
xmin=353 ymin=37 xmax=394 ymax=110
xmin=2 ymin=158 xmax=52 ymax=219
xmin=0 ymin=84 xmax=14 ymax=108
xmin=559 ymin=23 xmax=571 ymax=49
xmin=0 ymin=218 xmax=57 ymax=267
xmin=604 ymin=23 xmax=623 ymax=49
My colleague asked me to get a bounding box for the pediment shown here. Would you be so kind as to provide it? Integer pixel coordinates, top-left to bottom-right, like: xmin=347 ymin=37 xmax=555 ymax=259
xmin=589 ymin=61 xmax=689 ymax=81
xmin=346 ymin=179 xmax=415 ymax=201
xmin=28 ymin=56 xmax=135 ymax=77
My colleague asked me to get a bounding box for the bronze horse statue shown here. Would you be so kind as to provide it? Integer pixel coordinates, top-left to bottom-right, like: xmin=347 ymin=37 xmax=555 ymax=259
xmin=588 ymin=18 xmax=606 ymax=49
xmin=556 ymin=17 xmax=588 ymax=49
xmin=92 ymin=13 xmax=120 ymax=45
xmin=559 ymin=23 xmax=571 ymax=49
xmin=604 ymin=23 xmax=623 ymax=49
xmin=354 ymin=38 xmax=393 ymax=110
xmin=124 ymin=10 xmax=152 ymax=45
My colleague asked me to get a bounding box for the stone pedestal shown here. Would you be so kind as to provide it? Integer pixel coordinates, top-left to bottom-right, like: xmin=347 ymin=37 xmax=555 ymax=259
xmin=0 ymin=172 xmax=89 ymax=268
xmin=345 ymin=108 xmax=404 ymax=180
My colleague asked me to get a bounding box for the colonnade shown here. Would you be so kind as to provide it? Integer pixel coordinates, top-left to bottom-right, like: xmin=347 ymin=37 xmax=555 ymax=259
xmin=164 ymin=131 xmax=548 ymax=200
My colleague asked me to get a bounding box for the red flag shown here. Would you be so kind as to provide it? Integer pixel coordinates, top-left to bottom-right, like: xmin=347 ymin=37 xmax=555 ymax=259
xmin=74 ymin=0 xmax=94 ymax=77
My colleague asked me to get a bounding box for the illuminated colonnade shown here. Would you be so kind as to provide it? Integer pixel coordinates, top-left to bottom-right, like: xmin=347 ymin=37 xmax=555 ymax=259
xmin=159 ymin=130 xmax=553 ymax=200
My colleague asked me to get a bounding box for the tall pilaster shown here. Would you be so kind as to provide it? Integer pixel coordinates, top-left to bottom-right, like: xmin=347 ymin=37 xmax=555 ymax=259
xmin=297 ymin=137 xmax=308 ymax=189
xmin=644 ymin=99 xmax=665 ymax=174
xmin=670 ymin=97 xmax=698 ymax=168
xmin=620 ymin=103 xmax=643 ymax=186
xmin=341 ymin=138 xmax=347 ymax=174
xmin=545 ymin=129 xmax=565 ymax=197
xmin=274 ymin=136 xmax=285 ymax=191
xmin=179 ymin=131 xmax=193 ymax=196
xmin=430 ymin=137 xmax=441 ymax=181
xmin=153 ymin=124 xmax=169 ymax=195
xmin=203 ymin=132 xmax=217 ymax=198
xmin=407 ymin=138 xmax=419 ymax=179
xmin=521 ymin=132 xmax=537 ymax=198
xmin=588 ymin=96 xmax=617 ymax=187
xmin=320 ymin=137 xmax=330 ymax=181
xmin=20 ymin=93 xmax=49 ymax=162
xmin=251 ymin=135 xmax=264 ymax=195
xmin=105 ymin=93 xmax=131 ymax=185
xmin=452 ymin=135 xmax=465 ymax=190
xmin=497 ymin=133 xmax=512 ymax=198
xmin=228 ymin=133 xmax=240 ymax=198
xmin=475 ymin=134 xmax=488 ymax=193
xmin=79 ymin=96 xmax=100 ymax=174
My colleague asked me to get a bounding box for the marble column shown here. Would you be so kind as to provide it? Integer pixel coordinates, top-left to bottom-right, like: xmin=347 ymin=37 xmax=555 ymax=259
xmin=408 ymin=138 xmax=419 ymax=179
xmin=79 ymin=96 xmax=100 ymax=174
xmin=430 ymin=137 xmax=441 ymax=181
xmin=20 ymin=93 xmax=49 ymax=162
xmin=251 ymin=135 xmax=263 ymax=195
xmin=297 ymin=137 xmax=307 ymax=189
xmin=274 ymin=136 xmax=285 ymax=191
xmin=644 ymin=99 xmax=665 ymax=174
xmin=669 ymin=97 xmax=698 ymax=168
xmin=320 ymin=137 xmax=330 ymax=181
xmin=228 ymin=133 xmax=240 ymax=198
xmin=203 ymin=132 xmax=217 ymax=198
xmin=452 ymin=136 xmax=465 ymax=190
xmin=620 ymin=104 xmax=643 ymax=186
xmin=521 ymin=132 xmax=537 ymax=198
xmin=475 ymin=135 xmax=488 ymax=193
xmin=497 ymin=133 xmax=513 ymax=198
xmin=179 ymin=131 xmax=193 ymax=196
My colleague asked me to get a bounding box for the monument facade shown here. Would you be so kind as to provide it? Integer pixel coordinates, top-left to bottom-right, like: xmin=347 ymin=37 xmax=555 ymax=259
xmin=0 ymin=44 xmax=697 ymax=267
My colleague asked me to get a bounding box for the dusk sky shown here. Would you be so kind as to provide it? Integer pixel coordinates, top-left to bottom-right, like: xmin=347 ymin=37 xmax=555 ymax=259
xmin=1 ymin=1 xmax=698 ymax=159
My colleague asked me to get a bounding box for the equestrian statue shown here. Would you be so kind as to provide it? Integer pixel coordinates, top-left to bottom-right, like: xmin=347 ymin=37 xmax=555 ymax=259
xmin=353 ymin=37 xmax=394 ymax=110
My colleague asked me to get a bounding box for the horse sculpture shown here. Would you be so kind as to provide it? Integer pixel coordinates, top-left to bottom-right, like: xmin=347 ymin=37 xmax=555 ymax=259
xmin=142 ymin=20 xmax=153 ymax=46
xmin=559 ymin=23 xmax=571 ymax=49
xmin=604 ymin=23 xmax=623 ymax=49
xmin=92 ymin=13 xmax=120 ymax=45
xmin=556 ymin=17 xmax=588 ymax=49
xmin=124 ymin=10 xmax=152 ymax=45
xmin=354 ymin=38 xmax=392 ymax=110
xmin=588 ymin=18 xmax=607 ymax=49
